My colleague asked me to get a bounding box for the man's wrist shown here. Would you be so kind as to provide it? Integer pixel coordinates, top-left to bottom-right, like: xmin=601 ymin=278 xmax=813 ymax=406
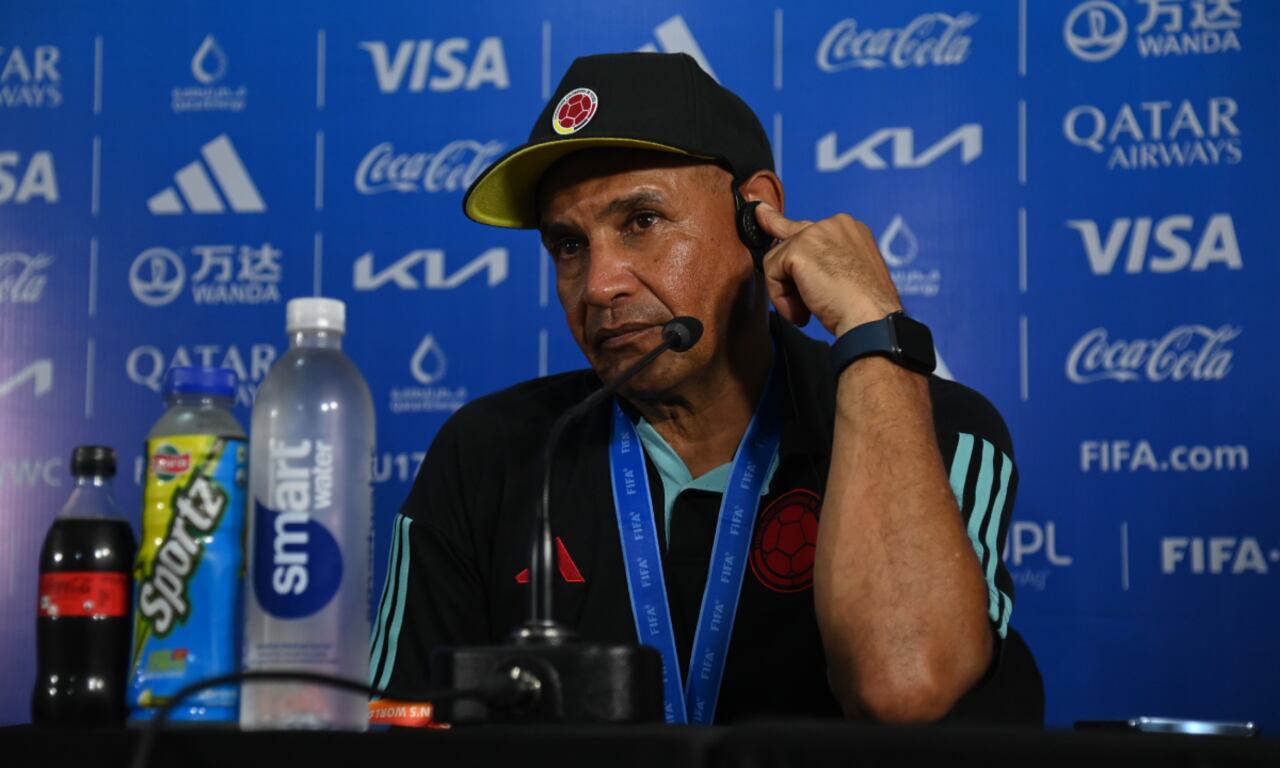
xmin=830 ymin=310 xmax=936 ymax=378
xmin=834 ymin=302 xmax=903 ymax=338
xmin=836 ymin=354 xmax=928 ymax=388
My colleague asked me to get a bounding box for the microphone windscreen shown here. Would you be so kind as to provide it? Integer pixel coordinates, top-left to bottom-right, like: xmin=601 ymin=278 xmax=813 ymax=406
xmin=663 ymin=317 xmax=703 ymax=352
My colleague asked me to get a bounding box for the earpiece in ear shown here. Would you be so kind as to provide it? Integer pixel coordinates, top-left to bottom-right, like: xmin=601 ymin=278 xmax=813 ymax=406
xmin=733 ymin=187 xmax=774 ymax=272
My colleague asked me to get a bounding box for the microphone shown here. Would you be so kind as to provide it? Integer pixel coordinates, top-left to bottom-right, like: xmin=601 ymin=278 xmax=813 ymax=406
xmin=663 ymin=316 xmax=704 ymax=352
xmin=430 ymin=316 xmax=703 ymax=724
xmin=529 ymin=316 xmax=702 ymax=628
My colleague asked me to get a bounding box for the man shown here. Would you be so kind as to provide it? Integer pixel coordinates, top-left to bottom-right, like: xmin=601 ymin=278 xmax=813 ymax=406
xmin=371 ymin=52 xmax=1041 ymax=724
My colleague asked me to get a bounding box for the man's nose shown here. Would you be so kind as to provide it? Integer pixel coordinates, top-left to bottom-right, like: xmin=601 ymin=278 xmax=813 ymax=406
xmin=582 ymin=236 xmax=637 ymax=307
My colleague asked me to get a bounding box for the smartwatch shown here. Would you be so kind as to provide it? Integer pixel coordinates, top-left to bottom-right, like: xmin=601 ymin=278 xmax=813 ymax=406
xmin=829 ymin=311 xmax=936 ymax=376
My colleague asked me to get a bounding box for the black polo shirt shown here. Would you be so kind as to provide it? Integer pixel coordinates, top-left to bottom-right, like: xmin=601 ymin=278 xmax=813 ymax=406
xmin=370 ymin=317 xmax=1042 ymax=724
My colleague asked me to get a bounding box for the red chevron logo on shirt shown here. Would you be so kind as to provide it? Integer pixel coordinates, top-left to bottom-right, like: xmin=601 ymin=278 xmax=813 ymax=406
xmin=515 ymin=536 xmax=585 ymax=584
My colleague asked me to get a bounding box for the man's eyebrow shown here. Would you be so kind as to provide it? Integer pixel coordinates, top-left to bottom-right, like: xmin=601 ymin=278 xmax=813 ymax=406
xmin=540 ymin=221 xmax=577 ymax=241
xmin=600 ymin=190 xmax=667 ymax=217
xmin=539 ymin=190 xmax=670 ymax=238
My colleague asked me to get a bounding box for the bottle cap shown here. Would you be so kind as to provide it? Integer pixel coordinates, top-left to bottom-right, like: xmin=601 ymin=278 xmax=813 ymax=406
xmin=287 ymin=297 xmax=346 ymax=334
xmin=71 ymin=446 xmax=117 ymax=478
xmin=164 ymin=366 xmax=238 ymax=399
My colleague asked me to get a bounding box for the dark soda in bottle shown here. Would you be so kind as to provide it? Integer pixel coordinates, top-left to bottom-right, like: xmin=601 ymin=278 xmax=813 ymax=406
xmin=31 ymin=446 xmax=136 ymax=726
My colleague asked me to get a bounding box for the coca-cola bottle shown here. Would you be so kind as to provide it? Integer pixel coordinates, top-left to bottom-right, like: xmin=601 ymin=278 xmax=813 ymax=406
xmin=31 ymin=446 xmax=136 ymax=727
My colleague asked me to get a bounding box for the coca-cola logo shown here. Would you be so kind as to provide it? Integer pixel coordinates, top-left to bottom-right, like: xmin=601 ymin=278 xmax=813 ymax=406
xmin=817 ymin=12 xmax=977 ymax=72
xmin=0 ymin=251 xmax=51 ymax=303
xmin=354 ymin=140 xmax=505 ymax=195
xmin=1066 ymin=325 xmax=1240 ymax=384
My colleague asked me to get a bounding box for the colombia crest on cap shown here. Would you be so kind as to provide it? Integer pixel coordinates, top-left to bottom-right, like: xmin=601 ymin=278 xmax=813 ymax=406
xmin=552 ymin=87 xmax=598 ymax=135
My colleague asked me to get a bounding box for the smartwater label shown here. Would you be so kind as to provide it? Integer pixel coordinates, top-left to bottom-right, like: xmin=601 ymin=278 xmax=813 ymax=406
xmin=252 ymin=438 xmax=343 ymax=620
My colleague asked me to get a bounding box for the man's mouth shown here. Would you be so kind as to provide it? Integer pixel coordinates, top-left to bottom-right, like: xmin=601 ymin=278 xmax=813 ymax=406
xmin=595 ymin=323 xmax=658 ymax=349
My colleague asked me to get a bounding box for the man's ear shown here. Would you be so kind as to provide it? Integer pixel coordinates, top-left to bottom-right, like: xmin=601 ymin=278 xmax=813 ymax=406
xmin=738 ymin=170 xmax=784 ymax=212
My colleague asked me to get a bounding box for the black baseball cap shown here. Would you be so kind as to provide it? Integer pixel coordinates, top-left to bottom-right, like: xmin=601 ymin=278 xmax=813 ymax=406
xmin=463 ymin=52 xmax=774 ymax=229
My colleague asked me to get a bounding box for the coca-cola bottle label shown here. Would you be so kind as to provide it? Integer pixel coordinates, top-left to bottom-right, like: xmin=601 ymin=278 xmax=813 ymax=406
xmin=38 ymin=572 xmax=129 ymax=617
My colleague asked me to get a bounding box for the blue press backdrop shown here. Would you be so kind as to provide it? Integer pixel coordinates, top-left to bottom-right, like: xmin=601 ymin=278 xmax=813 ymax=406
xmin=1 ymin=0 xmax=1274 ymax=728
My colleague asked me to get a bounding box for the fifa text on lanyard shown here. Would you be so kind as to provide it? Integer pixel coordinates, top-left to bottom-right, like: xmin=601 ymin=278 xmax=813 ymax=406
xmin=608 ymin=373 xmax=782 ymax=724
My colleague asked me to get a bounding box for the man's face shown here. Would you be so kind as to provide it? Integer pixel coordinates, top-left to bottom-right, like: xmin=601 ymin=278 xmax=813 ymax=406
xmin=538 ymin=149 xmax=756 ymax=396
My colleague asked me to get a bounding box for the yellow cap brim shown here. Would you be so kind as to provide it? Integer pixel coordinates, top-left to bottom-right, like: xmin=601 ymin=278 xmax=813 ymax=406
xmin=463 ymin=137 xmax=714 ymax=229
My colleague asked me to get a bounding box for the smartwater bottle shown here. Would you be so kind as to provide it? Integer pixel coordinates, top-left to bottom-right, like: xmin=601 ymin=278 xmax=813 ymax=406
xmin=242 ymin=298 xmax=375 ymax=730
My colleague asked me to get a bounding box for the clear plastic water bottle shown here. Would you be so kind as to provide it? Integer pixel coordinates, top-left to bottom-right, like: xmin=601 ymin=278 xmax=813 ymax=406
xmin=242 ymin=298 xmax=375 ymax=730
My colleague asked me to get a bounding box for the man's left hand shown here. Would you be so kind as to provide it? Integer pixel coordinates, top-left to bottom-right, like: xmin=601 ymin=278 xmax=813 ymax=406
xmin=754 ymin=203 xmax=903 ymax=337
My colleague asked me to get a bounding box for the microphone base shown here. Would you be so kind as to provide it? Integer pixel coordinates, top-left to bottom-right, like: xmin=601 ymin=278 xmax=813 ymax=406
xmin=430 ymin=633 xmax=665 ymax=724
xmin=506 ymin=619 xmax=577 ymax=646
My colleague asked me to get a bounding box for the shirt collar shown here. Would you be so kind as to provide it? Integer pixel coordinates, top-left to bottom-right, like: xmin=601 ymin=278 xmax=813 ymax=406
xmin=606 ymin=313 xmax=835 ymax=462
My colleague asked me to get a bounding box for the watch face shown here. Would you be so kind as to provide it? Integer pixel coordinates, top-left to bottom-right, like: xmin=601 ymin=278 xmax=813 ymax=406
xmin=892 ymin=315 xmax=936 ymax=372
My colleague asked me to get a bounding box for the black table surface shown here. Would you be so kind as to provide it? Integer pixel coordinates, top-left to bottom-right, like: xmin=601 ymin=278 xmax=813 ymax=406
xmin=4 ymin=721 xmax=1278 ymax=768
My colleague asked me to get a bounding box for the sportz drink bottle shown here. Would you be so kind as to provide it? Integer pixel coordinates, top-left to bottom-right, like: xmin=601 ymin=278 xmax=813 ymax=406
xmin=129 ymin=366 xmax=247 ymax=724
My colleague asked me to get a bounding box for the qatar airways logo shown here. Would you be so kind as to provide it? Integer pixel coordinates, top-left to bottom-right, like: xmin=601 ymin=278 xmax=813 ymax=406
xmin=127 ymin=343 xmax=276 ymax=407
xmin=0 ymin=45 xmax=61 ymax=109
xmin=1066 ymin=325 xmax=1239 ymax=384
xmin=354 ymin=140 xmax=504 ymax=195
xmin=1063 ymin=97 xmax=1240 ymax=170
xmin=817 ymin=12 xmax=976 ymax=71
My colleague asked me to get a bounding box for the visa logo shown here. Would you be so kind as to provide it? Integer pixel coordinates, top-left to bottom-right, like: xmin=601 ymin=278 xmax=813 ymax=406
xmin=360 ymin=38 xmax=509 ymax=93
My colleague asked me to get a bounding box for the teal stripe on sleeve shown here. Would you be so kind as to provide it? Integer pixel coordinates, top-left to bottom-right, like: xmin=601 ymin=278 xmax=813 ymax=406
xmin=966 ymin=439 xmax=995 ymax=549
xmin=374 ymin=514 xmax=413 ymax=690
xmin=948 ymin=433 xmax=975 ymax=508
xmin=997 ymin=587 xmax=1013 ymax=638
xmin=985 ymin=457 xmax=1013 ymax=626
xmin=950 ymin=433 xmax=1016 ymax=640
xmin=369 ymin=513 xmax=404 ymax=683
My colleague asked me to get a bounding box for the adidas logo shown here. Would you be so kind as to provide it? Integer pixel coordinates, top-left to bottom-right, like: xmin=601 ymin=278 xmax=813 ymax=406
xmin=638 ymin=15 xmax=717 ymax=81
xmin=515 ymin=537 xmax=585 ymax=584
xmin=147 ymin=134 xmax=265 ymax=215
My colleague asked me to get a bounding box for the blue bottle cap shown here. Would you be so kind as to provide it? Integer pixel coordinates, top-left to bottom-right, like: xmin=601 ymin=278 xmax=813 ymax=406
xmin=163 ymin=366 xmax=238 ymax=399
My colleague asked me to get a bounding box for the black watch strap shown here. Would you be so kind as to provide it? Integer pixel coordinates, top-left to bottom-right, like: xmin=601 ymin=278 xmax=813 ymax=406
xmin=829 ymin=311 xmax=936 ymax=376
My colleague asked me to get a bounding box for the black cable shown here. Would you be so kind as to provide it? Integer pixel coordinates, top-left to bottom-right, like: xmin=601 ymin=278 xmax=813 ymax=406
xmin=129 ymin=670 xmax=487 ymax=768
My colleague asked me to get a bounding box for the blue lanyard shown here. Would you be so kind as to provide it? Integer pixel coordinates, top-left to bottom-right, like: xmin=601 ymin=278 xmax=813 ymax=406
xmin=608 ymin=375 xmax=782 ymax=724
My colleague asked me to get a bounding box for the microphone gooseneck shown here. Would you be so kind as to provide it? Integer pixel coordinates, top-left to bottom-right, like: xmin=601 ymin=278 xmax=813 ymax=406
xmin=527 ymin=316 xmax=703 ymax=633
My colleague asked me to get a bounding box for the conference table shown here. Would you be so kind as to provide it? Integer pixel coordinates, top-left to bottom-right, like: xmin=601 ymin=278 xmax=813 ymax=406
xmin=5 ymin=721 xmax=1278 ymax=767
